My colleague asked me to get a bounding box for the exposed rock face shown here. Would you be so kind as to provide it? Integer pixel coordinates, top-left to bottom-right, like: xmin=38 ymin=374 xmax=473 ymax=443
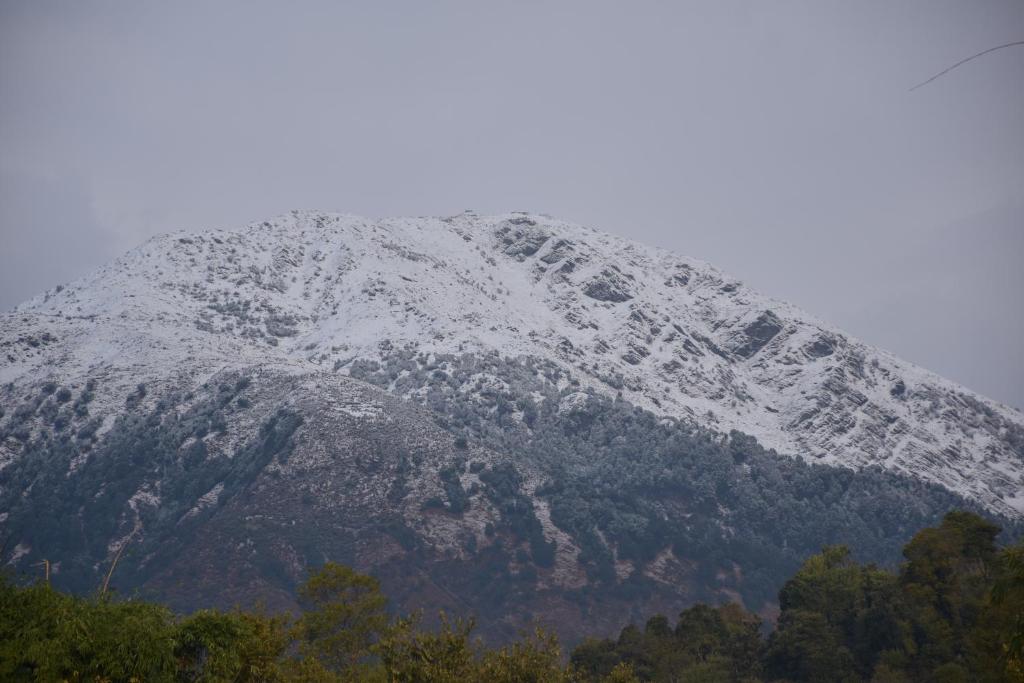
xmin=727 ymin=311 xmax=784 ymax=359
xmin=496 ymin=218 xmax=550 ymax=260
xmin=583 ymin=269 xmax=634 ymax=302
xmin=804 ymin=335 xmax=836 ymax=359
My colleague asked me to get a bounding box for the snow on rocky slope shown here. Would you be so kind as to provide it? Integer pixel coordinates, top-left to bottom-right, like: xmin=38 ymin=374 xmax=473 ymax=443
xmin=2 ymin=210 xmax=1022 ymax=516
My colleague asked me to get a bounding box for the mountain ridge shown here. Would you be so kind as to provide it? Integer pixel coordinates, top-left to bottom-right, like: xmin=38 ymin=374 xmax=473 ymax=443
xmin=4 ymin=209 xmax=1021 ymax=516
xmin=2 ymin=209 xmax=1022 ymax=641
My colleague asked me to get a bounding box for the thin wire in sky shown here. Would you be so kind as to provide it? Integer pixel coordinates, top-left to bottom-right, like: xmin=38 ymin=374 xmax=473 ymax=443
xmin=909 ymin=40 xmax=1024 ymax=91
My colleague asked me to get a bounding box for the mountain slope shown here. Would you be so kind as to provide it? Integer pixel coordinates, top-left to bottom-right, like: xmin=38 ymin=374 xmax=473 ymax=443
xmin=1 ymin=210 xmax=1022 ymax=642
xmin=4 ymin=210 xmax=1021 ymax=515
xmin=0 ymin=359 xmax=995 ymax=644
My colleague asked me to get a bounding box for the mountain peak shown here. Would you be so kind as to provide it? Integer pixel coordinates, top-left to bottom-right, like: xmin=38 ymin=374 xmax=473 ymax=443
xmin=3 ymin=212 xmax=1022 ymax=517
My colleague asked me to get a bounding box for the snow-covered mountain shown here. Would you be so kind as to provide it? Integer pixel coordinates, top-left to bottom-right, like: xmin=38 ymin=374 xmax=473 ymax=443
xmin=4 ymin=210 xmax=1021 ymax=516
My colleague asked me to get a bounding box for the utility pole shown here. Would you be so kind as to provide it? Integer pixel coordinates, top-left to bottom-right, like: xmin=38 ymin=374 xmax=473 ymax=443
xmin=34 ymin=559 xmax=50 ymax=585
xmin=101 ymin=542 xmax=128 ymax=595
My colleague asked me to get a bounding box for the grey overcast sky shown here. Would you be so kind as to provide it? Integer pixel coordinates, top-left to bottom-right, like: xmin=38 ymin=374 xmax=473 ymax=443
xmin=1 ymin=2 xmax=1022 ymax=408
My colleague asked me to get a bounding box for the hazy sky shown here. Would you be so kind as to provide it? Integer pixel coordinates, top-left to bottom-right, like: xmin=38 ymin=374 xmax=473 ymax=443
xmin=1 ymin=2 xmax=1022 ymax=408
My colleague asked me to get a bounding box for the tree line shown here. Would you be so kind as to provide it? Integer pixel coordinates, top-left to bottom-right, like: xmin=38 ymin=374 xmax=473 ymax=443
xmin=2 ymin=511 xmax=1021 ymax=682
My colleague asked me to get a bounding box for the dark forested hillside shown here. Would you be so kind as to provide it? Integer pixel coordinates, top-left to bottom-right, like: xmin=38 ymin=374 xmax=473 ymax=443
xmin=350 ymin=351 xmax=1021 ymax=611
xmin=1 ymin=360 xmax=1018 ymax=647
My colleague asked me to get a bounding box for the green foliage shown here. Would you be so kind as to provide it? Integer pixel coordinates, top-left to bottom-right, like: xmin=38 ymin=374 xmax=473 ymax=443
xmin=0 ymin=576 xmax=286 ymax=682
xmin=768 ymin=545 xmax=904 ymax=678
xmin=760 ymin=511 xmax=1023 ymax=682
xmin=574 ymin=512 xmax=1023 ymax=682
xmin=294 ymin=562 xmax=392 ymax=677
xmin=766 ymin=609 xmax=860 ymax=682
xmin=0 ymin=563 xmax=636 ymax=682
xmin=0 ymin=580 xmax=177 ymax=681
xmin=894 ymin=512 xmax=1008 ymax=680
xmin=377 ymin=614 xmax=479 ymax=682
xmin=477 ymin=627 xmax=578 ymax=682
xmin=175 ymin=609 xmax=290 ymax=682
xmin=378 ymin=614 xmax=583 ymax=682
xmin=978 ymin=543 xmax=1024 ymax=678
xmin=571 ymin=602 xmax=762 ymax=682
xmin=1 ymin=515 xmax=1022 ymax=681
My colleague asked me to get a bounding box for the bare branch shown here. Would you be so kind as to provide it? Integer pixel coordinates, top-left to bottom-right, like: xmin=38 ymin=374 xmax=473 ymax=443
xmin=910 ymin=40 xmax=1024 ymax=91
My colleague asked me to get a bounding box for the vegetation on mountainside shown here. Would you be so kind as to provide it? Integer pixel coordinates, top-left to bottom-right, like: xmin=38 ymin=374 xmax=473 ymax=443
xmin=2 ymin=361 xmax=1020 ymax=643
xmin=2 ymin=512 xmax=1021 ymax=681
xmin=352 ymin=350 xmax=1021 ymax=607
xmin=0 ymin=376 xmax=304 ymax=594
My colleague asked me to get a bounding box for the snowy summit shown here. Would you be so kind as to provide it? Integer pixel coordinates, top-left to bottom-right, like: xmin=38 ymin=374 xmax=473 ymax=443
xmin=3 ymin=210 xmax=1022 ymax=517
